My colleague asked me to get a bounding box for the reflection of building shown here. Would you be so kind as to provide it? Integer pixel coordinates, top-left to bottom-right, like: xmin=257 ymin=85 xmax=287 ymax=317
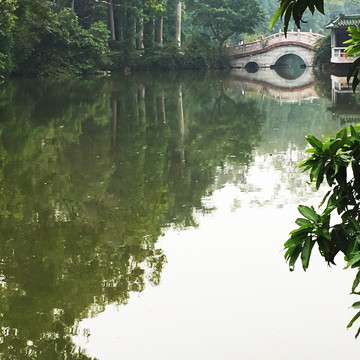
xmin=331 ymin=75 xmax=360 ymax=123
xmin=326 ymin=14 xmax=360 ymax=64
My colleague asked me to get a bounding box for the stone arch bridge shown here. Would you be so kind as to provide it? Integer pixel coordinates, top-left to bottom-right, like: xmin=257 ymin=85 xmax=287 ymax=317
xmin=225 ymin=30 xmax=323 ymax=69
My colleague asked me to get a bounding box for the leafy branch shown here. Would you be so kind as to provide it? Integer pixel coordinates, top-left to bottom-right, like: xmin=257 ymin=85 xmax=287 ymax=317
xmin=285 ymin=125 xmax=360 ymax=337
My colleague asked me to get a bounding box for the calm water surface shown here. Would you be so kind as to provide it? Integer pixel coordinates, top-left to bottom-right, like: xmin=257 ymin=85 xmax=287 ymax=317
xmin=0 ymin=71 xmax=359 ymax=359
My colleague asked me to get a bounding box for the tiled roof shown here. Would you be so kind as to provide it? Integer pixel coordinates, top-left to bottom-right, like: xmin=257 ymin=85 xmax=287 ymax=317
xmin=326 ymin=14 xmax=360 ymax=28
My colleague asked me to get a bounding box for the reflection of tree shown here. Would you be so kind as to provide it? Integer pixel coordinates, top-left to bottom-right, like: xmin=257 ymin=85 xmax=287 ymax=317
xmin=164 ymin=76 xmax=263 ymax=227
xmin=0 ymin=73 xmax=264 ymax=358
xmin=0 ymin=79 xmax=167 ymax=360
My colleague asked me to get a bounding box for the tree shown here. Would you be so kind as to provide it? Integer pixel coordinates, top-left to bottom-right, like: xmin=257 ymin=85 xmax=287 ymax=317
xmin=187 ymin=0 xmax=263 ymax=56
xmin=0 ymin=0 xmax=18 ymax=76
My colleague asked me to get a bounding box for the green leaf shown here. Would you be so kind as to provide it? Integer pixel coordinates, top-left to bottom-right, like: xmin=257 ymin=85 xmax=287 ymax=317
xmin=329 ymin=139 xmax=342 ymax=155
xmin=319 ymin=190 xmax=331 ymax=208
xmin=310 ymin=158 xmax=323 ymax=181
xmin=352 ymin=270 xmax=360 ymax=293
xmin=314 ymin=0 xmax=324 ymax=14
xmin=352 ymin=301 xmax=360 ymax=311
xmin=355 ymin=326 xmax=360 ymax=339
xmin=289 ymin=225 xmax=312 ymax=236
xmin=286 ymin=228 xmax=310 ymax=246
xmin=350 ymin=125 xmax=359 ymax=139
xmin=316 ymin=227 xmax=331 ymax=240
xmin=347 ymin=57 xmax=360 ymax=84
xmin=326 ymin=186 xmax=340 ymax=209
xmin=301 ymin=236 xmax=313 ymax=270
xmin=306 ymin=134 xmax=323 ymax=151
xmin=298 ymin=205 xmax=319 ymax=222
xmin=317 ymin=237 xmax=331 ymax=254
xmin=331 ymin=224 xmax=348 ymax=253
xmin=284 ymin=237 xmax=303 ymax=249
xmin=269 ymin=7 xmax=282 ymax=29
xmin=315 ymin=165 xmax=325 ymax=190
xmin=284 ymin=4 xmax=293 ymax=34
xmin=352 ymin=69 xmax=360 ymax=92
xmin=295 ymin=218 xmax=312 ymax=227
xmin=347 ymin=310 xmax=360 ymax=328
xmin=288 ymin=244 xmax=302 ymax=271
xmin=345 ymin=253 xmax=360 ymax=269
xmin=352 ymin=301 xmax=360 ymax=309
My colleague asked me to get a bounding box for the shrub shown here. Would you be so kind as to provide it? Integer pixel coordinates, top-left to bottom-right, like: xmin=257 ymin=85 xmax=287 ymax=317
xmin=16 ymin=9 xmax=110 ymax=77
xmin=313 ymin=34 xmax=331 ymax=69
xmin=182 ymin=34 xmax=219 ymax=70
xmin=138 ymin=42 xmax=183 ymax=71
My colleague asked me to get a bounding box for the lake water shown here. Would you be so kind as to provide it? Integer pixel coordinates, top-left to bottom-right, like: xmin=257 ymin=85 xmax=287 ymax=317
xmin=0 ymin=70 xmax=359 ymax=359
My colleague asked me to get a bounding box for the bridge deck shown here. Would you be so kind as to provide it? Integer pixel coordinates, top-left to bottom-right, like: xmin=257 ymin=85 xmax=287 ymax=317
xmin=226 ymin=30 xmax=323 ymax=58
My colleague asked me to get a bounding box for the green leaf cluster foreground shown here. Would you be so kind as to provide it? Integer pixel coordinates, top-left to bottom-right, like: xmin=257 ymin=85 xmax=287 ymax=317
xmin=285 ymin=126 xmax=360 ymax=338
xmin=345 ymin=26 xmax=360 ymax=92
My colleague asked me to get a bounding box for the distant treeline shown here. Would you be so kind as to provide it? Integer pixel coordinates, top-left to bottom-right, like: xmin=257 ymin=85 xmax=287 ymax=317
xmin=0 ymin=0 xmax=358 ymax=77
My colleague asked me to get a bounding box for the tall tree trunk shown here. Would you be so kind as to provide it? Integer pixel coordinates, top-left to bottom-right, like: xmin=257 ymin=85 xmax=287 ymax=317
xmin=156 ymin=95 xmax=166 ymax=123
xmin=178 ymin=85 xmax=185 ymax=166
xmin=156 ymin=18 xmax=163 ymax=45
xmin=70 ymin=0 xmax=74 ymax=10
xmin=118 ymin=7 xmax=124 ymax=41
xmin=125 ymin=9 xmax=136 ymax=49
xmin=136 ymin=18 xmax=144 ymax=50
xmin=175 ymin=1 xmax=182 ymax=46
xmin=217 ymin=38 xmax=225 ymax=67
xmin=109 ymin=0 xmax=116 ymax=41
xmin=143 ymin=18 xmax=155 ymax=53
xmin=138 ymin=85 xmax=146 ymax=124
xmin=112 ymin=100 xmax=118 ymax=147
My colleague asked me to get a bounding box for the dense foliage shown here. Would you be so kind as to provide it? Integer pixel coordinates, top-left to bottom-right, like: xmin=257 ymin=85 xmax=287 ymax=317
xmin=0 ymin=0 xmax=265 ymax=77
xmin=1 ymin=0 xmax=358 ymax=77
xmin=312 ymin=33 xmax=331 ymax=68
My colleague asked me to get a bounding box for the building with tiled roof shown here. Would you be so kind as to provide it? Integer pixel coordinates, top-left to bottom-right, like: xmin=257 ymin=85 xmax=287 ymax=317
xmin=325 ymin=14 xmax=360 ymax=63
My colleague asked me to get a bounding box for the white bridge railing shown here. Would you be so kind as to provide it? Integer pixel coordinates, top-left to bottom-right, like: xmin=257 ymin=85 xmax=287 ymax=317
xmin=225 ymin=30 xmax=323 ymax=57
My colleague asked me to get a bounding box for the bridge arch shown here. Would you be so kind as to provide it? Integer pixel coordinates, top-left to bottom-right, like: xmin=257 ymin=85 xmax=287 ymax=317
xmin=272 ymin=53 xmax=306 ymax=80
xmin=273 ymin=51 xmax=306 ymax=67
xmin=244 ymin=61 xmax=260 ymax=73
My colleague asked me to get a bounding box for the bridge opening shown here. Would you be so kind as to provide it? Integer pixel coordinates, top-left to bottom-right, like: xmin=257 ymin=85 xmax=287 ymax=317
xmin=271 ymin=54 xmax=306 ymax=80
xmin=244 ymin=61 xmax=259 ymax=73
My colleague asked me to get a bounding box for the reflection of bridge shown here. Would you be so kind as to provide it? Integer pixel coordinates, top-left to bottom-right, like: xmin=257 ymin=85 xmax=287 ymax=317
xmin=224 ymin=68 xmax=318 ymax=104
xmin=225 ymin=30 xmax=323 ymax=69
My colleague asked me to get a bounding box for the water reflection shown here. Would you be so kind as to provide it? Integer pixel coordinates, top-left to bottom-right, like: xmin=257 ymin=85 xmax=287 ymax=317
xmin=0 ymin=73 xmax=347 ymax=359
xmin=272 ymin=54 xmax=306 ymax=80
xmin=230 ymin=66 xmax=314 ymax=92
xmin=330 ymin=74 xmax=360 ymax=123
